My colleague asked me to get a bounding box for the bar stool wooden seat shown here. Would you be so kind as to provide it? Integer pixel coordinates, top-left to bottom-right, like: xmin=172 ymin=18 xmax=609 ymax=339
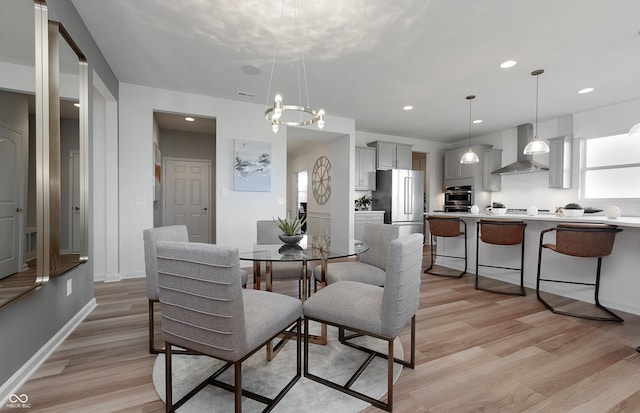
xmin=536 ymin=223 xmax=623 ymax=322
xmin=475 ymin=219 xmax=527 ymax=296
xmin=424 ymin=215 xmax=467 ymax=278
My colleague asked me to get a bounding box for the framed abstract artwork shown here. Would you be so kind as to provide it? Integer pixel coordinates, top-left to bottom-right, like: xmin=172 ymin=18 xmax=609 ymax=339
xmin=234 ymin=140 xmax=271 ymax=191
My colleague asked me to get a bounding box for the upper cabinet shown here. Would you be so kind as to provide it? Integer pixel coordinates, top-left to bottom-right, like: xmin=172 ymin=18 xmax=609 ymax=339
xmin=445 ymin=149 xmax=472 ymax=180
xmin=548 ymin=136 xmax=573 ymax=188
xmin=444 ymin=145 xmax=491 ymax=181
xmin=367 ymin=141 xmax=412 ymax=170
xmin=355 ymin=146 xmax=376 ymax=190
xmin=444 ymin=145 xmax=496 ymax=193
xmin=482 ymin=148 xmax=502 ymax=192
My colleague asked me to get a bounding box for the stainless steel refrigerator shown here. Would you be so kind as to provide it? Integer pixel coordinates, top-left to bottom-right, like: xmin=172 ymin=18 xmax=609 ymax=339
xmin=372 ymin=169 xmax=424 ymax=237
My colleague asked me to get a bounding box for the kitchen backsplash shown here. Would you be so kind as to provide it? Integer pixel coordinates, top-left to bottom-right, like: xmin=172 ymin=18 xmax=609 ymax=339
xmin=492 ymin=172 xmax=578 ymax=211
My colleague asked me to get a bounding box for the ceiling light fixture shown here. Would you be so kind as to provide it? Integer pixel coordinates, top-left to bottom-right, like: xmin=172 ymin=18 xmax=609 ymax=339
xmin=265 ymin=0 xmax=324 ymax=134
xmin=185 ymin=117 xmax=195 ymax=122
xmin=460 ymin=95 xmax=480 ymax=164
xmin=473 ymin=119 xmax=482 ymax=124
xmin=523 ymin=69 xmax=550 ymax=155
xmin=578 ymin=87 xmax=594 ymax=94
xmin=500 ymin=60 xmax=517 ymax=69
xmin=403 ymin=105 xmax=414 ymax=111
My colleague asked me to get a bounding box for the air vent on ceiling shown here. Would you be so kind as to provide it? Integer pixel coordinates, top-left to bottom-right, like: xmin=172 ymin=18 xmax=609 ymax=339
xmin=237 ymin=91 xmax=256 ymax=99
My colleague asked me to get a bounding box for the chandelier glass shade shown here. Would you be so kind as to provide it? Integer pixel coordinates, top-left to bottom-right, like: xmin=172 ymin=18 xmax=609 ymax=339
xmin=264 ymin=0 xmax=324 ymax=133
xmin=460 ymin=95 xmax=479 ymax=164
xmin=523 ymin=69 xmax=550 ymax=155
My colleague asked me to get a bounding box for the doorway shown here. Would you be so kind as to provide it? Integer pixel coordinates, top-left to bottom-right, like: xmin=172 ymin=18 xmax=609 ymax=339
xmin=412 ymin=151 xmax=429 ymax=212
xmin=153 ymin=111 xmax=216 ymax=242
xmin=296 ymin=170 xmax=307 ymax=233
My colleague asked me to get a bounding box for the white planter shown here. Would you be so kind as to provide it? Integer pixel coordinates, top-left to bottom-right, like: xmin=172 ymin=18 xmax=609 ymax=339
xmin=562 ymin=209 xmax=584 ymax=217
xmin=490 ymin=208 xmax=507 ymax=215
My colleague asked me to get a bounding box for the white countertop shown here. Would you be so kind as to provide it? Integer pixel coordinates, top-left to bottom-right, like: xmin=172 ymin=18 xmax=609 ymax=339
xmin=425 ymin=211 xmax=640 ymax=228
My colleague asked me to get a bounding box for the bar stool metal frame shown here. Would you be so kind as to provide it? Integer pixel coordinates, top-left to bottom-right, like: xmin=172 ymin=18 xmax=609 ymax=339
xmin=424 ymin=216 xmax=467 ymax=278
xmin=536 ymin=223 xmax=623 ymax=322
xmin=475 ymin=219 xmax=527 ymax=296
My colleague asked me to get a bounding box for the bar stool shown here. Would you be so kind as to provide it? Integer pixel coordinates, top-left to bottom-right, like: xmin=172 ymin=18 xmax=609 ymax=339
xmin=536 ymin=223 xmax=623 ymax=322
xmin=475 ymin=219 xmax=527 ymax=296
xmin=424 ymin=215 xmax=467 ymax=278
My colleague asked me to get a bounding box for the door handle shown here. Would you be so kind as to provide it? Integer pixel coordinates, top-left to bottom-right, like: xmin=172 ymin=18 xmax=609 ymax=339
xmin=16 ymin=207 xmax=23 ymax=213
xmin=201 ymin=207 xmax=208 ymax=212
xmin=75 ymin=207 xmax=80 ymax=211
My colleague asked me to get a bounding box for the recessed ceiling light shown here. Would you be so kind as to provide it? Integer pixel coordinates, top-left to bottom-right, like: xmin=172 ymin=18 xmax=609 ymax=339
xmin=241 ymin=64 xmax=261 ymax=75
xmin=403 ymin=105 xmax=413 ymax=111
xmin=185 ymin=117 xmax=195 ymax=122
xmin=578 ymin=87 xmax=594 ymax=94
xmin=473 ymin=119 xmax=482 ymax=124
xmin=73 ymin=103 xmax=80 ymax=108
xmin=500 ymin=60 xmax=517 ymax=69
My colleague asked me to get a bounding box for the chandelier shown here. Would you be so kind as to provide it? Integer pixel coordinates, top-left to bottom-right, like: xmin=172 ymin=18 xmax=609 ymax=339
xmin=265 ymin=0 xmax=325 ymax=133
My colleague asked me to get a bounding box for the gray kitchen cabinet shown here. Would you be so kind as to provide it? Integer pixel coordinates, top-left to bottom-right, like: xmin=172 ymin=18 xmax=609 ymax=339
xmin=444 ymin=146 xmax=487 ymax=180
xmin=367 ymin=140 xmax=413 ymax=170
xmin=548 ymin=135 xmax=573 ymax=188
xmin=482 ymin=148 xmax=502 ymax=191
xmin=355 ymin=147 xmax=376 ymax=190
xmin=354 ymin=211 xmax=385 ymax=240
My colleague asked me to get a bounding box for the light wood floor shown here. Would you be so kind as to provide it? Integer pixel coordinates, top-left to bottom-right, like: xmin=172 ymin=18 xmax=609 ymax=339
xmin=11 ymin=258 xmax=640 ymax=412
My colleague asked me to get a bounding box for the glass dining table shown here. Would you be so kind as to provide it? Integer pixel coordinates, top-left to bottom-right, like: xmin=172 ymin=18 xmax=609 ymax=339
xmin=227 ymin=234 xmax=369 ymax=356
xmin=236 ymin=234 xmax=368 ymax=300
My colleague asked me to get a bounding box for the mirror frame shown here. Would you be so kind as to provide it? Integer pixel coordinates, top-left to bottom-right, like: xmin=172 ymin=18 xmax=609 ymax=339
xmin=0 ymin=0 xmax=50 ymax=309
xmin=48 ymin=20 xmax=89 ymax=274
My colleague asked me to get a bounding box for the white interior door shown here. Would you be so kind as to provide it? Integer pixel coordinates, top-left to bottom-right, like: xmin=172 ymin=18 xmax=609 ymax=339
xmin=70 ymin=151 xmax=80 ymax=253
xmin=0 ymin=123 xmax=24 ymax=278
xmin=164 ymin=158 xmax=211 ymax=243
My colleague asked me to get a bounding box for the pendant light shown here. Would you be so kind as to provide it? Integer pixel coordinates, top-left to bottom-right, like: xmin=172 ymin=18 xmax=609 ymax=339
xmin=523 ymin=69 xmax=550 ymax=155
xmin=460 ymin=95 xmax=480 ymax=164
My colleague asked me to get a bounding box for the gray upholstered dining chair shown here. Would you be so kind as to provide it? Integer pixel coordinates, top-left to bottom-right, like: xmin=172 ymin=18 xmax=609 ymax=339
xmin=302 ymin=233 xmax=423 ymax=412
xmin=256 ymin=220 xmax=306 ymax=295
xmin=156 ymin=241 xmax=302 ymax=413
xmin=143 ymin=225 xmax=249 ymax=354
xmin=311 ymin=222 xmax=399 ymax=286
xmin=143 ymin=225 xmax=189 ymax=354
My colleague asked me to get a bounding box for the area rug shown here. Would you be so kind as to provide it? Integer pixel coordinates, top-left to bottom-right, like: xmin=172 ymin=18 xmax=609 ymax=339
xmin=152 ymin=324 xmax=404 ymax=412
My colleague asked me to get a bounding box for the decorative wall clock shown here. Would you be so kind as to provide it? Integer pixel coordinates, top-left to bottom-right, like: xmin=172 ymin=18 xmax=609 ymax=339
xmin=312 ymin=155 xmax=331 ymax=204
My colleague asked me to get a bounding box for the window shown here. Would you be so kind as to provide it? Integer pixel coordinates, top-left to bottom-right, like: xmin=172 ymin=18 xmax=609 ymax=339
xmin=581 ymin=133 xmax=640 ymax=199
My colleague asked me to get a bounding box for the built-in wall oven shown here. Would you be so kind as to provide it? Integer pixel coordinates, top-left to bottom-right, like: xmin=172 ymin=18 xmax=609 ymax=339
xmin=444 ymin=185 xmax=472 ymax=212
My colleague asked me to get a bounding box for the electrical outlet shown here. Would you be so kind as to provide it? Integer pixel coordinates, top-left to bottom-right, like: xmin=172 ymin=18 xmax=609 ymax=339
xmin=67 ymin=279 xmax=72 ymax=296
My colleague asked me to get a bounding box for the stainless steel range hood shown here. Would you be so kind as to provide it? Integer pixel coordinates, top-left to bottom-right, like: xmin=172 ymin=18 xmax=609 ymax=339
xmin=492 ymin=123 xmax=548 ymax=175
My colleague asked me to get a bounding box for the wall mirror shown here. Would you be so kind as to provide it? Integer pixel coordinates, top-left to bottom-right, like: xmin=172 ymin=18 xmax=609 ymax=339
xmin=48 ymin=20 xmax=89 ymax=276
xmin=0 ymin=0 xmax=48 ymax=308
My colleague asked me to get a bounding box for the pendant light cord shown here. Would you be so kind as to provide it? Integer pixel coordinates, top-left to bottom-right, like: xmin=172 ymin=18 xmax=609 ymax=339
xmin=535 ymin=73 xmax=539 ymax=138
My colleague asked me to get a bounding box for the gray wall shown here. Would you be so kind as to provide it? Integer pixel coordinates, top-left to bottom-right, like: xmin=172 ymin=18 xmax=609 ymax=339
xmin=0 ymin=0 xmax=118 ymax=386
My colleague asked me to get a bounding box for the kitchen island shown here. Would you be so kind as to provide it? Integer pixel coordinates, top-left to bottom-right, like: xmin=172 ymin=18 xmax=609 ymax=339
xmin=425 ymin=212 xmax=640 ymax=316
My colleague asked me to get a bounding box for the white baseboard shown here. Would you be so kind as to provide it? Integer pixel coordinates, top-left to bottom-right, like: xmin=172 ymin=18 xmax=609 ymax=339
xmin=0 ymin=298 xmax=97 ymax=406
xmin=119 ymin=271 xmax=145 ymax=280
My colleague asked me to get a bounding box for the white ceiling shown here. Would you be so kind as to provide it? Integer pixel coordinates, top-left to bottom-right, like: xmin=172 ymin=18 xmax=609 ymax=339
xmin=70 ymin=0 xmax=640 ymax=143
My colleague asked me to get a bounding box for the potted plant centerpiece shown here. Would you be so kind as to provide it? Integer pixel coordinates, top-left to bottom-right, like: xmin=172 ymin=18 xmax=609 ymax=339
xmin=274 ymin=214 xmax=306 ymax=244
xmin=355 ymin=194 xmax=375 ymax=211
xmin=562 ymin=202 xmax=584 ymax=217
xmin=489 ymin=202 xmax=507 ymax=215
